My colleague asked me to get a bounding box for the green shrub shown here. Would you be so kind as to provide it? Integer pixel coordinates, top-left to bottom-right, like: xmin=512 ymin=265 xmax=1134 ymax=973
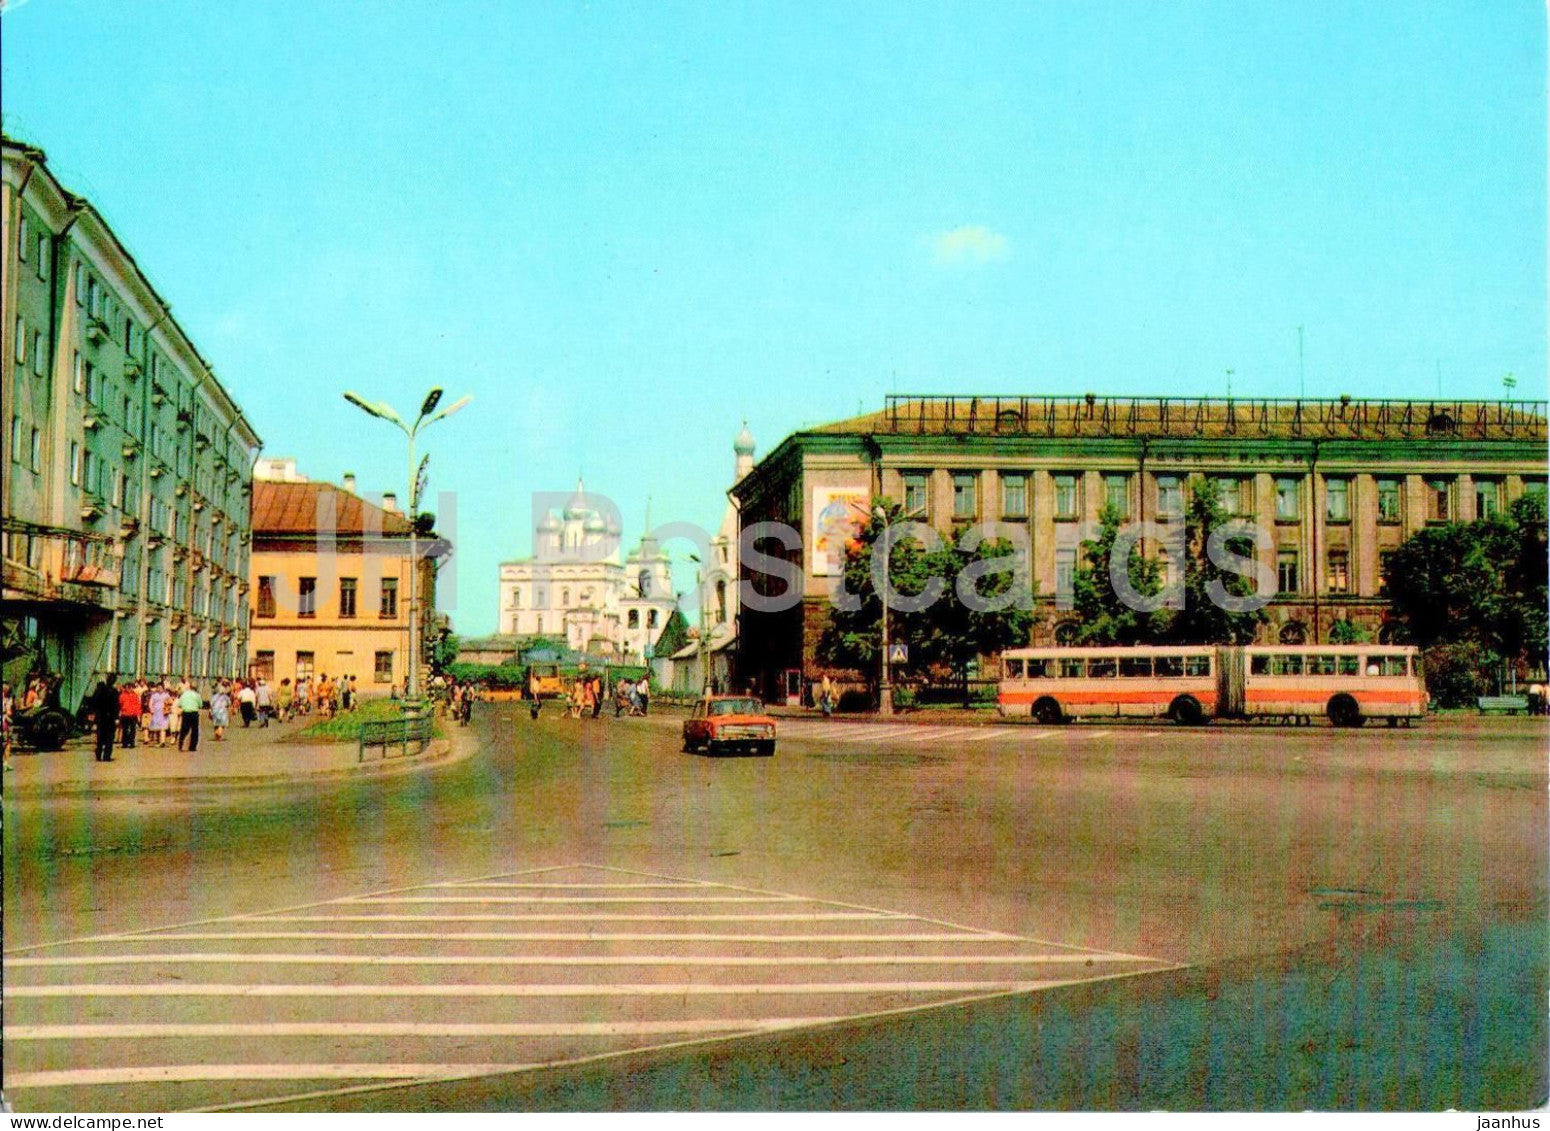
xmin=1421 ymin=642 xmax=1502 ymax=708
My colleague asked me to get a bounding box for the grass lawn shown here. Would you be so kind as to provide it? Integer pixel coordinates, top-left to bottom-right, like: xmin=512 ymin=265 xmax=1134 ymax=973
xmin=292 ymin=698 xmax=439 ymax=743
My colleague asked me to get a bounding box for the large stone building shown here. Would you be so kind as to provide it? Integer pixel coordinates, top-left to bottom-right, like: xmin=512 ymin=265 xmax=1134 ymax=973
xmin=735 ymin=394 xmax=1549 ymax=702
xmin=248 ymin=460 xmax=445 ymax=692
xmin=3 ymin=137 xmax=262 ymax=710
xmin=496 ymin=480 xmax=676 ymax=660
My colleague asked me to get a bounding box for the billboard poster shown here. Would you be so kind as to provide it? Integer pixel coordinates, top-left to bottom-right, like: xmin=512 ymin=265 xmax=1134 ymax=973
xmin=810 ymin=486 xmax=871 ymax=576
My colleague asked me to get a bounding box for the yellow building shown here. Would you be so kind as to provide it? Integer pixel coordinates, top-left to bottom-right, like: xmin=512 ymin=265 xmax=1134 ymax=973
xmin=248 ymin=462 xmax=441 ymax=694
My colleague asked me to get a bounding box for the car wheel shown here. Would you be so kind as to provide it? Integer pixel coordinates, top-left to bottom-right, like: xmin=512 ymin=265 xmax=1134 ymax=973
xmin=1169 ymin=695 xmax=1205 ymax=727
xmin=32 ymin=711 xmax=69 ymax=751
xmin=1327 ymin=694 xmax=1363 ymax=728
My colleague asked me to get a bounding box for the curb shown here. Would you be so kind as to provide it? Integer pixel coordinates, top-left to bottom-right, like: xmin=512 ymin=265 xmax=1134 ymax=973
xmin=1 ymin=735 xmax=475 ymax=801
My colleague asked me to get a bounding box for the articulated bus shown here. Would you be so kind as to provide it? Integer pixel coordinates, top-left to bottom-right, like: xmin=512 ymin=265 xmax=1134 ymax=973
xmin=998 ymin=644 xmax=1425 ymax=728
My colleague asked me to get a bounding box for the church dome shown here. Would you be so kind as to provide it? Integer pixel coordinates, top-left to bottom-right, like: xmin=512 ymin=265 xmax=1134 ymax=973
xmin=734 ymin=421 xmax=756 ymax=456
xmin=584 ymin=514 xmax=607 ymax=533
xmin=537 ymin=513 xmax=561 ymax=533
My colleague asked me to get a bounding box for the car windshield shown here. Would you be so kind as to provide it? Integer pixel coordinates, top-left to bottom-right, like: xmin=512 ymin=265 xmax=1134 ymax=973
xmin=708 ymin=698 xmax=762 ymax=716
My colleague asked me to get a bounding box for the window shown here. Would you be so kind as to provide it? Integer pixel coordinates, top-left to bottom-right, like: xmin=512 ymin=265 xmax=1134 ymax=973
xmin=1215 ymin=477 xmax=1245 ymax=516
xmin=1277 ymin=549 xmax=1300 ymax=594
xmin=1104 ymin=474 xmax=1130 ymax=518
xmin=1155 ymin=656 xmax=1184 ymax=678
xmin=1272 ymin=654 xmax=1305 ymax=676
xmin=31 ymin=331 xmax=43 ymax=375
xmin=1325 ymin=478 xmax=1350 ymax=522
xmin=1119 ymin=656 xmax=1152 ymax=678
xmin=374 ymin=651 xmax=394 ymax=683
xmin=1001 ymin=473 xmax=1028 ymax=518
xmin=1524 ymin=479 xmax=1548 ymax=506
xmin=253 ymin=651 xmax=275 ymax=683
xmin=1005 ymin=658 xmax=1025 ymax=679
xmin=1055 ymin=547 xmax=1076 ymax=596
xmin=75 ymin=264 xmax=87 ymax=305
xmin=1474 ymin=479 xmax=1500 ymax=519
xmin=716 ymin=579 xmax=728 ymax=622
xmin=1326 ymin=550 xmax=1349 ymax=594
xmin=296 ymin=651 xmax=315 ymax=682
xmin=628 ymin=609 xmax=639 ymax=629
xmin=339 ymin=577 xmax=357 ymax=618
xmin=18 ymin=216 xmax=28 ymax=260
xmin=648 ymin=610 xmax=658 ymax=629
xmin=36 ymin=233 xmax=48 ymax=279
xmin=1053 ymin=474 xmax=1078 ymax=520
xmin=952 ymin=473 xmax=978 ymax=519
xmin=1308 ymin=654 xmax=1339 ymax=676
xmin=1059 ymin=657 xmax=1085 ymax=678
xmin=1275 ymin=477 xmax=1301 ymax=521
xmin=1186 ymin=655 xmax=1213 ymax=678
xmin=88 ymin=276 xmax=101 ymax=318
xmin=1377 ymin=478 xmax=1401 ymax=522
xmin=14 ymin=318 xmax=24 ymax=364
xmin=1425 ymin=478 xmax=1451 ymax=522
xmin=29 ymin=428 xmax=41 ymax=472
xmin=9 ymin=416 xmax=20 ymax=462
xmin=380 ymin=577 xmax=398 ymax=617
xmin=1088 ymin=657 xmax=1117 ymax=679
xmin=70 ymin=442 xmax=81 ymax=486
xmin=902 ymin=473 xmax=928 ymax=517
xmin=1156 ymin=475 xmax=1183 ymax=519
xmin=256 ymin=575 xmax=277 ymax=617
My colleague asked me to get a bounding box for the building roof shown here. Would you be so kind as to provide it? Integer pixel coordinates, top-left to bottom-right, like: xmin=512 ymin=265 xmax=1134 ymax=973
xmin=811 ymin=395 xmax=1549 ymax=444
xmin=252 ymin=481 xmax=412 ymax=538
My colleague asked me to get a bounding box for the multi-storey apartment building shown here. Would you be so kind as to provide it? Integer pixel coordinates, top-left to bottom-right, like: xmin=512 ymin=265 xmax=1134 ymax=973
xmin=3 ymin=137 xmax=262 ymax=711
xmin=735 ymin=394 xmax=1548 ymax=702
xmin=248 ymin=461 xmax=444 ymax=694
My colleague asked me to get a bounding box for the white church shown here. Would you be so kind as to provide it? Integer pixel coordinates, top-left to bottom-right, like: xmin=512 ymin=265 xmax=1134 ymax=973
xmin=496 ymin=481 xmax=677 ymax=660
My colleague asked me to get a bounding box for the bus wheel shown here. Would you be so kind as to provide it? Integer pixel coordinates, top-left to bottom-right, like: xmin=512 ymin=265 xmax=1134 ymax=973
xmin=1033 ymin=698 xmax=1063 ymax=726
xmin=1170 ymin=696 xmax=1205 ymax=726
xmin=1328 ymin=695 xmax=1363 ymax=729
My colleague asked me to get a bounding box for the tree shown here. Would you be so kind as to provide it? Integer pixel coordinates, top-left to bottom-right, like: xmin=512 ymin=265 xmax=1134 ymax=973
xmin=1154 ymin=478 xmax=1268 ymax=645
xmin=1328 ymin=618 xmax=1370 ymax=644
xmin=818 ymin=499 xmax=1037 ymax=697
xmin=652 ymin=608 xmax=691 ymax=658
xmin=1384 ymin=492 xmax=1548 ymax=675
xmin=1069 ymin=503 xmax=1164 ymax=644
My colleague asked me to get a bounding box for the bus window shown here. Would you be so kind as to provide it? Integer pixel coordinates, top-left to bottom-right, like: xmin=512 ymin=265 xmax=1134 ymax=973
xmin=1271 ymin=655 xmax=1304 ymax=676
xmin=1363 ymin=657 xmax=1380 ymax=675
xmin=1185 ymin=655 xmax=1211 ymax=677
xmin=1119 ymin=656 xmax=1152 ymax=678
xmin=1027 ymin=658 xmax=1055 ymax=679
xmin=1381 ymin=656 xmax=1407 ymax=677
xmin=1060 ymin=658 xmax=1085 ymax=679
xmin=1088 ymin=658 xmax=1117 ymax=679
xmin=1005 ymin=658 xmax=1024 ymax=679
xmin=1155 ymin=656 xmax=1184 ymax=678
xmin=1309 ymin=654 xmax=1338 ymax=676
xmin=1250 ymin=655 xmax=1271 ymax=676
xmin=1338 ymin=655 xmax=1360 ymax=676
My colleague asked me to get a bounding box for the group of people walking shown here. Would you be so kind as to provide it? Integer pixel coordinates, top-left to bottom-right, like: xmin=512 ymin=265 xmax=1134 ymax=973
xmin=86 ymin=675 xmax=212 ymax=758
xmin=559 ymin=675 xmax=650 ymax=719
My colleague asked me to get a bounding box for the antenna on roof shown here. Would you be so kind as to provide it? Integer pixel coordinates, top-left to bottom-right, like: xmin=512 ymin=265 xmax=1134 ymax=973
xmin=1225 ymin=368 xmax=1234 ymax=400
xmin=1297 ymin=326 xmax=1305 ymax=399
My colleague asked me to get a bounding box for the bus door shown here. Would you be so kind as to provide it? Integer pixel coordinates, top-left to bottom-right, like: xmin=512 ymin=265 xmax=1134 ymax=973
xmin=1217 ymin=645 xmax=1245 ymax=717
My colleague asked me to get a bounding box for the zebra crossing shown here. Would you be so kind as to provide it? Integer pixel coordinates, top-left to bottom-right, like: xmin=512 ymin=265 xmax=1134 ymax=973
xmin=3 ymin=864 xmax=1175 ymax=1112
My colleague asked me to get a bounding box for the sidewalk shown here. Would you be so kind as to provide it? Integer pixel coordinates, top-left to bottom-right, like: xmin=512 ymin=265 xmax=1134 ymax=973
xmin=2 ymin=710 xmax=473 ymax=801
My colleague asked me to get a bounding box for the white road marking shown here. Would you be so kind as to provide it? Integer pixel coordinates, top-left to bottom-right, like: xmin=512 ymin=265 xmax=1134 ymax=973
xmin=9 ymin=979 xmax=1064 ymax=998
xmin=961 ymin=729 xmax=1009 ymax=742
xmin=9 ymin=952 xmax=1152 ymax=968
xmin=94 ymin=931 xmax=1022 ymax=944
xmin=1085 ymin=729 xmax=1114 ymax=738
xmin=338 ymin=895 xmax=803 ymax=904
xmin=4 ymin=1064 xmax=542 ymax=1088
xmin=11 ymin=1018 xmax=845 ymax=1041
xmin=897 ymin=728 xmax=962 ymax=743
xmin=243 ymin=913 xmax=907 ymax=924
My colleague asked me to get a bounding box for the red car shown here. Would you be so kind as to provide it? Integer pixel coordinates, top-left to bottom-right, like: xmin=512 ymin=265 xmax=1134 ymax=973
xmin=682 ymin=696 xmax=777 ymax=757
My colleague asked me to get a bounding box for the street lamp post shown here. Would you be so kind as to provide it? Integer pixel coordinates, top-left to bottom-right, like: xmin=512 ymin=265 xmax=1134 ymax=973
xmin=873 ymin=505 xmax=893 ymax=716
xmin=342 ymin=387 xmax=471 ymax=702
xmin=688 ymin=552 xmax=709 ymax=697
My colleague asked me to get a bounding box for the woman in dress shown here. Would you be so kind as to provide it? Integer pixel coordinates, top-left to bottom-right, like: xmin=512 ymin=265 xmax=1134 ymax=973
xmin=148 ymin=682 xmax=172 ymax=747
xmin=209 ymin=681 xmax=231 ymax=742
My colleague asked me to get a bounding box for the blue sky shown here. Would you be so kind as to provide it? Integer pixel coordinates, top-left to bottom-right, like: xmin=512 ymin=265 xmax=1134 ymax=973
xmin=4 ymin=1 xmax=1544 ymax=634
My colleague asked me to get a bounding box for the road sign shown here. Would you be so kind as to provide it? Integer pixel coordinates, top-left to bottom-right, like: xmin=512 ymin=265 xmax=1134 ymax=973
xmin=888 ymin=643 xmax=909 ymax=664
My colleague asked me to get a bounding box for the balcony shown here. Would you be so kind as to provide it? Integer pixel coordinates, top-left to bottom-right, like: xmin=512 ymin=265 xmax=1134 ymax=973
xmin=1 ymin=520 xmax=122 ymax=610
xmin=85 ymin=318 xmax=110 ymax=345
xmin=84 ymin=414 xmax=101 ymax=431
xmin=148 ymin=462 xmax=165 ymax=479
xmin=121 ymin=440 xmax=138 ymax=460
xmin=118 ymin=515 xmax=140 ymax=540
xmin=122 ymin=357 xmax=142 ymax=379
xmin=80 ymin=495 xmax=105 ymax=523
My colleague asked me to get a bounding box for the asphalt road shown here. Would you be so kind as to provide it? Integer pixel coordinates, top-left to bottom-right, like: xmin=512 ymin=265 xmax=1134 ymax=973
xmin=3 ymin=706 xmax=1545 ymax=1112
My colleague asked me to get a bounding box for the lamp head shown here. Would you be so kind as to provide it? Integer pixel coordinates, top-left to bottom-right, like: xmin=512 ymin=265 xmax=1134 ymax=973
xmin=343 ymin=392 xmax=389 ymax=421
xmin=419 ymin=388 xmax=444 ymax=418
xmin=429 ymin=395 xmax=472 ymax=424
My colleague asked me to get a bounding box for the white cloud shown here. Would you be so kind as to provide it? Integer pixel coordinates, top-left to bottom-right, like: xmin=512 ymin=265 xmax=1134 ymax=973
xmin=929 ymin=225 xmax=1010 ymax=266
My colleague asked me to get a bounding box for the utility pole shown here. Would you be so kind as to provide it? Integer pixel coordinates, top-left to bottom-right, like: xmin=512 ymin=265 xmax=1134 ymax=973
xmin=873 ymin=505 xmax=893 ymax=716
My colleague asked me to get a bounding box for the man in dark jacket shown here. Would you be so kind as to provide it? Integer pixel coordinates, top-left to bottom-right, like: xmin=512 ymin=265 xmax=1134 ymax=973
xmin=90 ymin=675 xmax=120 ymax=762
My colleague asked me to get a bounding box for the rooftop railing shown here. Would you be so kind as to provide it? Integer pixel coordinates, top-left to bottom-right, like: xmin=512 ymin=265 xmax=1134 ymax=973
xmin=881 ymin=395 xmax=1549 ymax=442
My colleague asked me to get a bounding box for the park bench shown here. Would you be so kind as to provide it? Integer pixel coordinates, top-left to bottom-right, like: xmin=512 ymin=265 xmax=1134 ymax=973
xmin=358 ymin=712 xmax=435 ymax=762
xmin=1476 ymin=696 xmax=1529 ymax=715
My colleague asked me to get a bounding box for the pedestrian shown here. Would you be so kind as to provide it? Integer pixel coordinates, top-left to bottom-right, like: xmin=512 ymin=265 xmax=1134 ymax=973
xmin=148 ymin=682 xmax=172 ymax=747
xmin=276 ymin=678 xmax=294 ymax=722
xmin=820 ymin=674 xmax=834 ymax=719
xmin=255 ymin=677 xmax=272 ymax=727
xmin=118 ymin=679 xmax=142 ymax=747
xmin=237 ymin=681 xmax=257 ymax=727
xmin=177 ymin=682 xmax=204 ymax=752
xmin=590 ymin=676 xmax=604 ymax=719
xmin=2 ymin=681 xmax=13 ymax=772
xmin=210 ymin=682 xmax=231 ymax=742
xmin=90 ymin=674 xmax=120 ymax=762
xmin=636 ymin=676 xmax=650 ymax=716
